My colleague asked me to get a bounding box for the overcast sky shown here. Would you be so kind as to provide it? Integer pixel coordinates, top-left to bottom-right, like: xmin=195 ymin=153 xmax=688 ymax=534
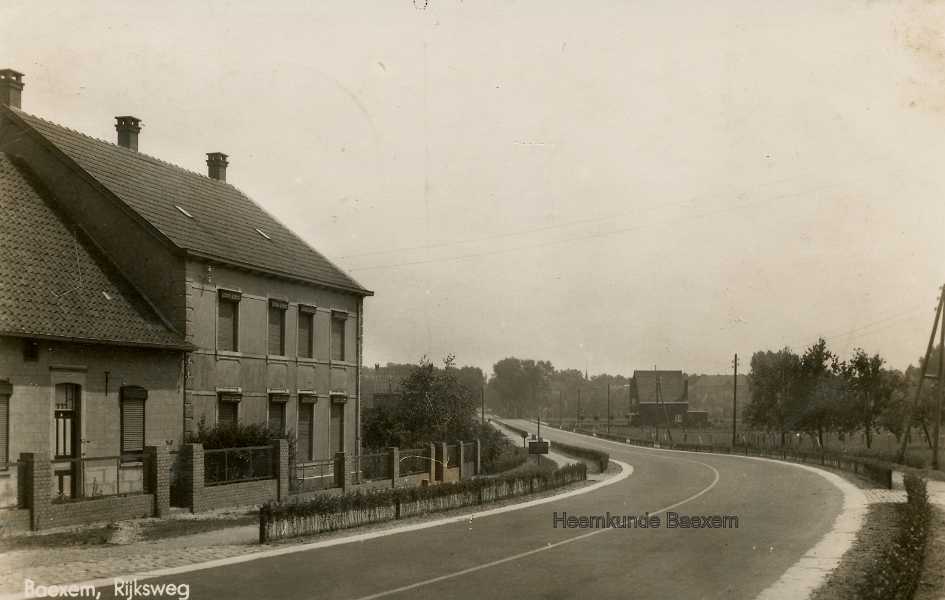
xmin=3 ymin=1 xmax=945 ymax=376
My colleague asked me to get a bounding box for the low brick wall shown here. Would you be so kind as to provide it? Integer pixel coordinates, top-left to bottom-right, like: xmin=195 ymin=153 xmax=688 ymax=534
xmin=43 ymin=493 xmax=154 ymax=530
xmin=179 ymin=441 xmax=288 ymax=513
xmin=0 ymin=507 xmax=29 ymax=535
xmin=198 ymin=479 xmax=278 ymax=512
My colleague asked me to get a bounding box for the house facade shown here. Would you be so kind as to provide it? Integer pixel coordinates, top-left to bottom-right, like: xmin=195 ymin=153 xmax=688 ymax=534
xmin=0 ymin=68 xmax=371 ymax=511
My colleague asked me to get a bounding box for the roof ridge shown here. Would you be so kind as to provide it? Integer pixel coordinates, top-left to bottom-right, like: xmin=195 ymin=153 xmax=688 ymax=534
xmin=9 ymin=106 xmax=243 ymax=191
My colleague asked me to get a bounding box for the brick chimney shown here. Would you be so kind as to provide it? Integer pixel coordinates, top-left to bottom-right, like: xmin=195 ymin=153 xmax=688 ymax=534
xmin=115 ymin=116 xmax=142 ymax=151
xmin=206 ymin=152 xmax=228 ymax=182
xmin=0 ymin=69 xmax=24 ymax=109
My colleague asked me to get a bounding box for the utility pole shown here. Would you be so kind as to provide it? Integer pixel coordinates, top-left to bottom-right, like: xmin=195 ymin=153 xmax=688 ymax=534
xmin=898 ymin=288 xmax=945 ymax=463
xmin=558 ymin=389 xmax=564 ymax=428
xmin=937 ymin=300 xmax=944 ymax=470
xmin=607 ymin=384 xmax=612 ymax=434
xmin=481 ymin=386 xmax=485 ymax=426
xmin=732 ymin=353 xmax=739 ymax=447
xmin=577 ymin=388 xmax=582 ymax=426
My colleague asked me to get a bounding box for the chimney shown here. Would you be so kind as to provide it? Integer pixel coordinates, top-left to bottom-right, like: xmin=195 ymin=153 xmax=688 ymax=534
xmin=0 ymin=69 xmax=24 ymax=109
xmin=206 ymin=152 xmax=229 ymax=182
xmin=115 ymin=116 xmax=141 ymax=151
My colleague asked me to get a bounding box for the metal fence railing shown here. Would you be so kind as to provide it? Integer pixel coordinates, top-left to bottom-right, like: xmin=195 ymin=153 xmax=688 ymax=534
xmin=204 ymin=445 xmax=273 ymax=486
xmin=399 ymin=448 xmax=430 ymax=476
xmin=293 ymin=459 xmax=336 ymax=493
xmin=51 ymin=455 xmax=146 ymax=502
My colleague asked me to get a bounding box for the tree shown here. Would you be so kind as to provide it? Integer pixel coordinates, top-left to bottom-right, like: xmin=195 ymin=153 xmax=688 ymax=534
xmin=362 ymin=355 xmax=478 ymax=449
xmin=795 ymin=338 xmax=844 ymax=448
xmin=744 ymin=347 xmax=803 ymax=446
xmin=489 ymin=357 xmax=554 ymax=418
xmin=839 ymin=348 xmax=892 ymax=449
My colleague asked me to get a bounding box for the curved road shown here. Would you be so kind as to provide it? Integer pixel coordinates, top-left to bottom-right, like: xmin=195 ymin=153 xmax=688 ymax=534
xmin=101 ymin=421 xmax=845 ymax=600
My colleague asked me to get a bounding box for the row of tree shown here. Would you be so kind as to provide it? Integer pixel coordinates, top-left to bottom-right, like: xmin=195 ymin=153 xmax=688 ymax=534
xmin=744 ymin=338 xmax=941 ymax=449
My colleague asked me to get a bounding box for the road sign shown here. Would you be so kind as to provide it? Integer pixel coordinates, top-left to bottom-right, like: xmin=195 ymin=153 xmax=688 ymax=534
xmin=528 ymin=440 xmax=550 ymax=455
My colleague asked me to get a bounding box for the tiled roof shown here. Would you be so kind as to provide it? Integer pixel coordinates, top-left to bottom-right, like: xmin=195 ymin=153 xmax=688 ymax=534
xmin=0 ymin=153 xmax=189 ymax=349
xmin=633 ymin=370 xmax=687 ymax=404
xmin=7 ymin=107 xmax=371 ymax=295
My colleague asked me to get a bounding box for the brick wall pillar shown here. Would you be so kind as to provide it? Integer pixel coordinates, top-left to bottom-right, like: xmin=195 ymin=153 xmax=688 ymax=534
xmin=457 ymin=441 xmax=465 ymax=480
xmin=144 ymin=445 xmax=170 ymax=518
xmin=475 ymin=439 xmax=482 ymax=475
xmin=273 ymin=439 xmax=289 ymax=501
xmin=334 ymin=452 xmax=347 ymax=491
xmin=179 ymin=443 xmax=204 ymax=514
xmin=428 ymin=443 xmax=436 ymax=483
xmin=20 ymin=453 xmax=50 ymax=531
xmin=436 ymin=442 xmax=447 ymax=482
xmin=388 ymin=447 xmax=399 ymax=488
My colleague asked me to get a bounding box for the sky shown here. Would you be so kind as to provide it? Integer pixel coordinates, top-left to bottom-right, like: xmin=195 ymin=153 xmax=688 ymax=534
xmin=2 ymin=0 xmax=945 ymax=376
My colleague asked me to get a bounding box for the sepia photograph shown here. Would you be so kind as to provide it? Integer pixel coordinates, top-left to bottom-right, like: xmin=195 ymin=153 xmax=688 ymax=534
xmin=1 ymin=1 xmax=945 ymax=598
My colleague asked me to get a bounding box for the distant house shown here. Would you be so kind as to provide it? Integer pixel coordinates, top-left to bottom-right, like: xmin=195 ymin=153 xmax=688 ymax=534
xmin=631 ymin=370 xmax=708 ymax=427
xmin=0 ymin=69 xmax=372 ymax=504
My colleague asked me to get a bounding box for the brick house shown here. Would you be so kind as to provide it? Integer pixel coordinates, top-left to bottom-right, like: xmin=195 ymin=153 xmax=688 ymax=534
xmin=631 ymin=370 xmax=690 ymax=426
xmin=0 ymin=69 xmax=372 ymax=508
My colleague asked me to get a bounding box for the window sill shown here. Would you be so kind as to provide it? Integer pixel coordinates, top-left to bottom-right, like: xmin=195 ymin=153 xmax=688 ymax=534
xmin=216 ymin=350 xmax=243 ymax=361
xmin=266 ymin=355 xmax=290 ymax=364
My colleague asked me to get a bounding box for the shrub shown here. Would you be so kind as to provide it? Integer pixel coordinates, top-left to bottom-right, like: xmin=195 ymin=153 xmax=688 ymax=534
xmin=855 ymin=474 xmax=931 ymax=600
xmin=186 ymin=418 xmax=286 ymax=449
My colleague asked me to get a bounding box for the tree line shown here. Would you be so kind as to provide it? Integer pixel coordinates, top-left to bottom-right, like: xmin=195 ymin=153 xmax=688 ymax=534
xmin=744 ymin=338 xmax=941 ymax=450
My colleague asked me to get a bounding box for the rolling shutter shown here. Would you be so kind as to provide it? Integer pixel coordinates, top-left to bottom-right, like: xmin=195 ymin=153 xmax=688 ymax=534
xmin=0 ymin=391 xmax=8 ymax=465
xmin=120 ymin=386 xmax=147 ymax=457
xmin=298 ymin=403 xmax=314 ymax=461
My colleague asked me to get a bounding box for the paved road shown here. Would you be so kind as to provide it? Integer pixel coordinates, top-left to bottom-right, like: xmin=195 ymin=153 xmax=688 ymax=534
xmin=98 ymin=421 xmax=844 ymax=600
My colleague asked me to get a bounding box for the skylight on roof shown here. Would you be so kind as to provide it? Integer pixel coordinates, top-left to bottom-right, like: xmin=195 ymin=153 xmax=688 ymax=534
xmin=175 ymin=205 xmax=194 ymax=218
xmin=255 ymin=227 xmax=272 ymax=240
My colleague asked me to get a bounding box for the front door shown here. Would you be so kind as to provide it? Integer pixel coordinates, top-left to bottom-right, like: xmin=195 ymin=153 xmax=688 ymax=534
xmin=53 ymin=383 xmax=81 ymax=498
xmin=330 ymin=400 xmax=344 ymax=454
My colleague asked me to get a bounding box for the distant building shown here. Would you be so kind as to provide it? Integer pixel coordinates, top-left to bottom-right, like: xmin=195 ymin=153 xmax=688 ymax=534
xmin=631 ymin=370 xmax=706 ymax=427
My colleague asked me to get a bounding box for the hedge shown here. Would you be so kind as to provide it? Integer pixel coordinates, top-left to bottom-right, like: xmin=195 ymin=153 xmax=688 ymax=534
xmin=498 ymin=421 xmax=610 ymax=473
xmin=853 ymin=474 xmax=931 ymax=600
xmin=259 ymin=462 xmax=587 ymax=542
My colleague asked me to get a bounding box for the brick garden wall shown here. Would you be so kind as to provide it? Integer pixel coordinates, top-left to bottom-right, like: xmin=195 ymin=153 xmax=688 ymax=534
xmin=44 ymin=493 xmax=153 ymax=529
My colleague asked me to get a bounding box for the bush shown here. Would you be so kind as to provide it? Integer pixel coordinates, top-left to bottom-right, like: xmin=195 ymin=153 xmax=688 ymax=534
xmin=855 ymin=474 xmax=931 ymax=600
xmin=186 ymin=418 xmax=285 ymax=449
xmin=261 ymin=462 xmax=588 ymax=522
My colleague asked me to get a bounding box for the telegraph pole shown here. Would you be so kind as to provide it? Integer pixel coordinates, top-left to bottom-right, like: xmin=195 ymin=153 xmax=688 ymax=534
xmin=898 ymin=288 xmax=944 ymax=463
xmin=577 ymin=388 xmax=582 ymax=426
xmin=481 ymin=386 xmax=485 ymax=426
xmin=937 ymin=299 xmax=944 ymax=470
xmin=607 ymin=384 xmax=612 ymax=434
xmin=732 ymin=353 xmax=739 ymax=447
xmin=558 ymin=389 xmax=564 ymax=427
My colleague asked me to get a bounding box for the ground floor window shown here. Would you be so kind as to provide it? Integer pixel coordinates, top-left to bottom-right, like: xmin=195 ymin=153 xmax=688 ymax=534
xmin=218 ymin=393 xmax=240 ymax=427
xmin=268 ymin=395 xmax=287 ymax=435
xmin=330 ymin=398 xmax=345 ymax=454
xmin=0 ymin=380 xmax=10 ymax=467
xmin=298 ymin=402 xmax=314 ymax=461
xmin=120 ymin=386 xmax=147 ymax=460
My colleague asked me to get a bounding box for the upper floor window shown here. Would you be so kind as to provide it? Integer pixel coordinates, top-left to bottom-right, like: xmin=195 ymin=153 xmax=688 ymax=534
xmin=331 ymin=313 xmax=346 ymax=362
xmin=120 ymin=386 xmax=147 ymax=461
xmin=218 ymin=290 xmax=241 ymax=352
xmin=268 ymin=299 xmax=288 ymax=356
xmin=298 ymin=305 xmax=316 ymax=359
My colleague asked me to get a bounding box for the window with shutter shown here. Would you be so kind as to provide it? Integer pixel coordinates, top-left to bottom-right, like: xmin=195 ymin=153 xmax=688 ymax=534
xmin=298 ymin=403 xmax=314 ymax=461
xmin=218 ymin=296 xmax=239 ymax=351
xmin=331 ymin=317 xmax=345 ymax=361
xmin=0 ymin=389 xmax=8 ymax=467
xmin=218 ymin=395 xmax=239 ymax=427
xmin=120 ymin=386 xmax=147 ymax=460
xmin=268 ymin=397 xmax=286 ymax=434
xmin=298 ymin=311 xmax=314 ymax=358
xmin=268 ymin=302 xmax=286 ymax=356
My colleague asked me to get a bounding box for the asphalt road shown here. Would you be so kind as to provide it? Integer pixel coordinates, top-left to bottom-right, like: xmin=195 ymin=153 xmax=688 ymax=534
xmin=98 ymin=420 xmax=844 ymax=600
